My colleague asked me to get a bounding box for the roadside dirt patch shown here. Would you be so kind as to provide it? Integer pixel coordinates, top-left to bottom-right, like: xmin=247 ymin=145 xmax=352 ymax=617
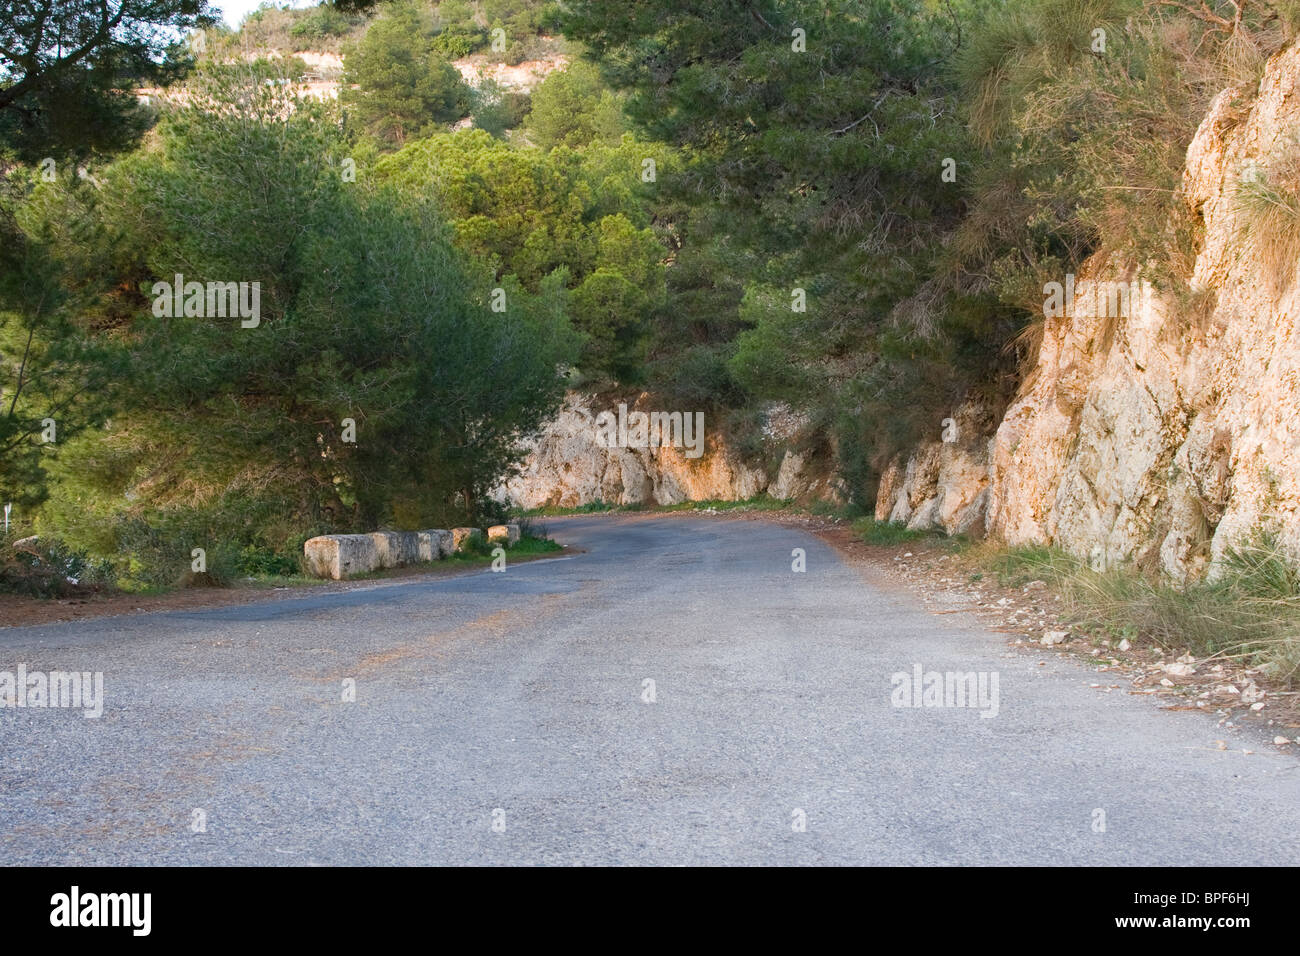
xmin=799 ymin=521 xmax=1300 ymax=750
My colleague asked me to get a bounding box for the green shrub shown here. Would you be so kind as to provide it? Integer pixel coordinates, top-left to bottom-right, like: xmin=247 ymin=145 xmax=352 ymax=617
xmin=511 ymin=534 xmax=562 ymax=555
xmin=988 ymin=543 xmax=1081 ymax=587
xmin=236 ymin=544 xmax=301 ymax=578
xmin=852 ymin=518 xmax=941 ymax=546
xmin=342 ymin=5 xmax=472 ymax=146
xmin=289 ymin=4 xmax=365 ymax=45
xmin=0 ymin=532 xmax=114 ymax=597
xmin=810 ymin=500 xmax=867 ymax=520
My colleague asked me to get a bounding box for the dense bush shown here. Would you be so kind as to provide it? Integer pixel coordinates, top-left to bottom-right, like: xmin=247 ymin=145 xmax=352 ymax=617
xmin=291 ymin=3 xmax=367 ymax=43
xmin=342 ymin=4 xmax=473 ymax=146
xmin=8 ymin=61 xmax=574 ymax=585
xmin=375 ymin=127 xmax=668 ymax=380
xmin=0 ymin=531 xmax=114 ymax=597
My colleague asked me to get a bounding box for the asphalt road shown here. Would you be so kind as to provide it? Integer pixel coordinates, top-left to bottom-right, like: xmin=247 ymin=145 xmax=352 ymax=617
xmin=2 ymin=514 xmax=1297 ymax=865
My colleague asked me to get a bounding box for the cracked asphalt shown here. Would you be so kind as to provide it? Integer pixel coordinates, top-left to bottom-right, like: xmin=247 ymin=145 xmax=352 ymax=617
xmin=2 ymin=514 xmax=1298 ymax=865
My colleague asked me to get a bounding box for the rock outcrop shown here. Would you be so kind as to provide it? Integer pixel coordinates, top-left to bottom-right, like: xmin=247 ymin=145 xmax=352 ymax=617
xmin=877 ymin=42 xmax=1300 ymax=579
xmin=494 ymin=393 xmax=837 ymax=509
xmin=875 ymin=402 xmax=995 ymax=537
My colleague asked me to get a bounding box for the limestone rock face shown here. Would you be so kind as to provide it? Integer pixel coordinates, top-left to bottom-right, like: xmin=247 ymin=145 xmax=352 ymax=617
xmin=989 ymin=42 xmax=1300 ymax=579
xmin=877 ymin=42 xmax=1300 ymax=578
xmin=766 ymin=449 xmax=842 ymax=502
xmin=494 ymin=393 xmax=787 ymax=509
xmin=874 ymin=401 xmax=994 ymax=537
xmin=767 ymin=450 xmax=807 ymax=501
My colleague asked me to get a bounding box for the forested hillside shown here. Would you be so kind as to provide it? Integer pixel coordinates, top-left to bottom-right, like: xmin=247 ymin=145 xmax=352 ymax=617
xmin=5 ymin=0 xmax=1300 ymax=593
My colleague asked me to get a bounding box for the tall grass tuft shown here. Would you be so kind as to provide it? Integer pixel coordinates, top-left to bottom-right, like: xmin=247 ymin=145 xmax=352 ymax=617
xmin=1234 ymin=137 xmax=1300 ymax=293
xmin=980 ymin=529 xmax=1300 ymax=686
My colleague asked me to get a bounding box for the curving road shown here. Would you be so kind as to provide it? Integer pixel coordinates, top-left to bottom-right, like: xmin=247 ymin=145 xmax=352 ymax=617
xmin=2 ymin=514 xmax=1298 ymax=865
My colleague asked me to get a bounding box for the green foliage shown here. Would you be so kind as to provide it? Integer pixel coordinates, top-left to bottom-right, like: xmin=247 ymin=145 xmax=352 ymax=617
xmin=0 ymin=531 xmax=114 ymax=597
xmin=951 ymin=0 xmax=1300 ymax=314
xmin=342 ymin=3 xmax=472 ymax=146
xmin=525 ymin=60 xmax=623 ymax=150
xmin=375 ymin=127 xmax=667 ymax=379
xmin=430 ymin=0 xmax=489 ymax=56
xmin=482 ymin=0 xmax=559 ymax=64
xmin=649 ymin=342 xmax=744 ymax=410
xmin=853 ymin=518 xmax=942 ymax=546
xmin=0 ymin=172 xmax=125 ymax=510
xmin=810 ymin=499 xmax=867 ymax=520
xmin=642 ymin=204 xmax=750 ymax=410
xmin=291 ymin=2 xmax=367 ymax=43
xmin=1220 ymin=528 xmax=1300 ymax=600
xmin=507 ymin=533 xmax=562 ymax=554
xmin=16 ymin=63 xmax=572 ymax=585
xmin=379 ymin=129 xmax=579 ymax=280
xmin=0 ymin=0 xmax=213 ymax=161
xmin=569 ymin=267 xmax=648 ymax=378
xmin=237 ymin=544 xmax=302 ymax=577
xmin=987 ymin=543 xmax=1082 ymax=587
xmin=557 ymin=0 xmax=1300 ymax=506
xmin=470 ymin=78 xmax=531 ymax=137
xmin=223 ymin=1 xmax=368 ymax=53
xmin=562 ymin=0 xmax=975 ymax=499
xmin=435 ymin=531 xmax=560 ymax=565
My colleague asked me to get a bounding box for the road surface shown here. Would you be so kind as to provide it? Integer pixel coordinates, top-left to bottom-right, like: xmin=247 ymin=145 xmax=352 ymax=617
xmin=2 ymin=515 xmax=1297 ymax=864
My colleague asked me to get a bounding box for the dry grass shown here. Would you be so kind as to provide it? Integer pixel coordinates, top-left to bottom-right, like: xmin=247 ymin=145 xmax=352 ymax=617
xmin=1233 ymin=134 xmax=1300 ymax=293
xmin=978 ymin=529 xmax=1300 ymax=686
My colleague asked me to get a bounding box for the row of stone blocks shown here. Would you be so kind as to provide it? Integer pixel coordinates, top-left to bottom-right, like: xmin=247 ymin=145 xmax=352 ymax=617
xmin=304 ymin=524 xmax=521 ymax=580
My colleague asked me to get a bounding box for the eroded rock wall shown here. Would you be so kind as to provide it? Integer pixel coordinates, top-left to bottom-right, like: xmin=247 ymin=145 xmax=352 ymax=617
xmin=874 ymin=401 xmax=995 ymax=538
xmin=494 ymin=393 xmax=837 ymax=509
xmin=877 ymin=42 xmax=1300 ymax=580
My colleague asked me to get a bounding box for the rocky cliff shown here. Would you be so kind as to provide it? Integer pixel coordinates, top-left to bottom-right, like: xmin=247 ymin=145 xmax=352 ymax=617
xmin=877 ymin=42 xmax=1300 ymax=580
xmin=494 ymin=393 xmax=837 ymax=509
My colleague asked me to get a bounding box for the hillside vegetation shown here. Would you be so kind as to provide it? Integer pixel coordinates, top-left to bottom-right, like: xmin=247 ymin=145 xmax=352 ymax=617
xmin=4 ymin=0 xmax=1300 ymax=592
